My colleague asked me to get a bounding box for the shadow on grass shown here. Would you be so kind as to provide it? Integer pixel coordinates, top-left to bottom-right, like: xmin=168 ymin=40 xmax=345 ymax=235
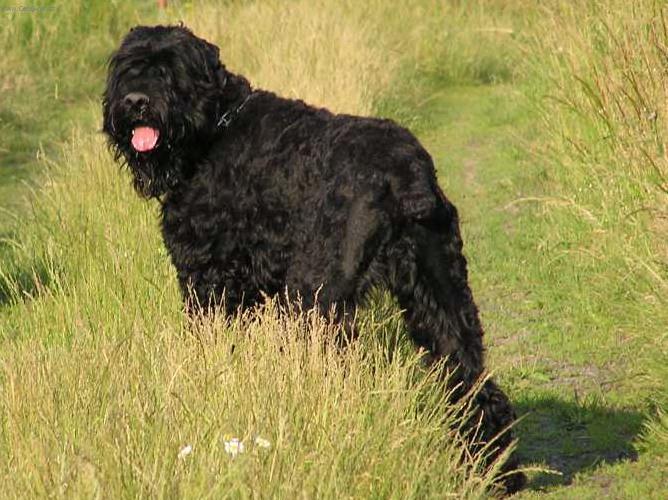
xmin=515 ymin=395 xmax=644 ymax=490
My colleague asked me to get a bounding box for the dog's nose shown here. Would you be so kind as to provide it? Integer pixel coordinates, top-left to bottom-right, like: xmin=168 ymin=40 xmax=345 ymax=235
xmin=123 ymin=92 xmax=150 ymax=108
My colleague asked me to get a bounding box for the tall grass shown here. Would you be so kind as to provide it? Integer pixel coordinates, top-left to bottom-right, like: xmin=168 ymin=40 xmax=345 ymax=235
xmin=3 ymin=0 xmax=666 ymax=495
xmin=525 ymin=0 xmax=668 ymax=285
xmin=0 ymin=0 xmax=150 ymax=98
xmin=534 ymin=0 xmax=668 ymax=358
xmin=0 ymin=0 xmax=517 ymax=496
xmin=180 ymin=0 xmax=526 ymax=114
xmin=520 ymin=0 xmax=668 ymax=464
xmin=0 ymin=0 xmax=152 ymax=224
xmin=1 ymin=298 xmax=500 ymax=498
xmin=181 ymin=0 xmax=390 ymax=115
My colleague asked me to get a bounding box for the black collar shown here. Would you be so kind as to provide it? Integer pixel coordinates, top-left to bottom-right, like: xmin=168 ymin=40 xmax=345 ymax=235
xmin=217 ymin=90 xmax=255 ymax=129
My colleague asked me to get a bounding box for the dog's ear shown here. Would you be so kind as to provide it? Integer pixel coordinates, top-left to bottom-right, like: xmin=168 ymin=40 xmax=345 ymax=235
xmin=201 ymin=40 xmax=229 ymax=88
xmin=203 ymin=41 xmax=221 ymax=72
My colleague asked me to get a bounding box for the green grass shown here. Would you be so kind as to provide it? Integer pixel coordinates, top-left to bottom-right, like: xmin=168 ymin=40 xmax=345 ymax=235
xmin=414 ymin=84 xmax=666 ymax=496
xmin=0 ymin=0 xmax=154 ymax=274
xmin=1 ymin=0 xmax=667 ymax=498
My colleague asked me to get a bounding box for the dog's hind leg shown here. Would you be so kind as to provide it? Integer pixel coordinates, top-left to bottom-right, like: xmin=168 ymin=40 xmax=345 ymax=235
xmin=286 ymin=190 xmax=393 ymax=342
xmin=388 ymin=194 xmax=525 ymax=494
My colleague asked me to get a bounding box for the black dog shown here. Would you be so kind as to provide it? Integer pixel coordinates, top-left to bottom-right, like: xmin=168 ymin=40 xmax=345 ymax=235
xmin=103 ymin=25 xmax=524 ymax=493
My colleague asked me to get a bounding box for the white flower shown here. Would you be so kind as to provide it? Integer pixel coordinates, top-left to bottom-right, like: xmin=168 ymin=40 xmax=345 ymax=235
xmin=254 ymin=436 xmax=271 ymax=449
xmin=177 ymin=444 xmax=193 ymax=460
xmin=223 ymin=437 xmax=245 ymax=457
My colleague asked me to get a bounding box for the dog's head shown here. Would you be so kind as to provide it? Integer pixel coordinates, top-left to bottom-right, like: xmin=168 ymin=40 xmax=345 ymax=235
xmin=103 ymin=25 xmax=233 ymax=198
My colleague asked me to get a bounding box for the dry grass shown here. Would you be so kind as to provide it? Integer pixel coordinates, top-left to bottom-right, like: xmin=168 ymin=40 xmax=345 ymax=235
xmin=1 ymin=296 xmax=499 ymax=498
xmin=3 ymin=0 xmax=667 ymax=496
xmin=180 ymin=0 xmax=391 ymax=115
xmin=0 ymin=1 xmax=513 ymax=497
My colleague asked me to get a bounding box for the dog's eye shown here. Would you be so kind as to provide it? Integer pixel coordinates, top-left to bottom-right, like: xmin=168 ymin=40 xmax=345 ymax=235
xmin=119 ymin=66 xmax=142 ymax=80
xmin=147 ymin=66 xmax=167 ymax=79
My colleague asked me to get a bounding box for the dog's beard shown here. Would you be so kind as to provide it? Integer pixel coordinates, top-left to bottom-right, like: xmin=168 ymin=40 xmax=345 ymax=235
xmin=131 ymin=158 xmax=178 ymax=198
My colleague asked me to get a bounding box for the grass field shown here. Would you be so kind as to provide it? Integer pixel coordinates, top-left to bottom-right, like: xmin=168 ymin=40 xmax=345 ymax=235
xmin=1 ymin=0 xmax=666 ymax=498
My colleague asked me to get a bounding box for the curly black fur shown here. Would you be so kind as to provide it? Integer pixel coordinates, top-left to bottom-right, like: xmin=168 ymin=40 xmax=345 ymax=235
xmin=103 ymin=25 xmax=525 ymax=493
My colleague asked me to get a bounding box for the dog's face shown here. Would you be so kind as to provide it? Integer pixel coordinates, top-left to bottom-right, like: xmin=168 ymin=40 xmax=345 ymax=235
xmin=103 ymin=25 xmax=225 ymax=197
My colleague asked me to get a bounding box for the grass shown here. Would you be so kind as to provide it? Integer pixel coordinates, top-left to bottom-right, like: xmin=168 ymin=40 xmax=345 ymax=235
xmin=1 ymin=300 xmax=501 ymax=498
xmin=0 ymin=1 xmax=514 ymax=497
xmin=1 ymin=0 xmax=667 ymax=498
xmin=0 ymin=0 xmax=150 ymax=214
xmin=408 ymin=82 xmax=667 ymax=496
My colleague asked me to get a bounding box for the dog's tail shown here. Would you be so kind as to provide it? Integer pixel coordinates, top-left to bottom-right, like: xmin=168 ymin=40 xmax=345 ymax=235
xmin=389 ymin=195 xmax=484 ymax=386
xmin=387 ymin=193 xmax=525 ymax=493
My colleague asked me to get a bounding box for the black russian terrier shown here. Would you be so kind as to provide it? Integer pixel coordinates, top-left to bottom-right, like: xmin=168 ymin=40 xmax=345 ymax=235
xmin=102 ymin=25 xmax=524 ymax=493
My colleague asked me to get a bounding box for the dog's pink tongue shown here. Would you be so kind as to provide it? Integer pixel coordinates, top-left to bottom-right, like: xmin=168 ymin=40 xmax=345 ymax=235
xmin=131 ymin=126 xmax=159 ymax=152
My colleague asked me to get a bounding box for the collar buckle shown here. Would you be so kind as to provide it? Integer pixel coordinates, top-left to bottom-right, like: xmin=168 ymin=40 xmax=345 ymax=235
xmin=216 ymin=111 xmax=233 ymax=128
xmin=216 ymin=92 xmax=254 ymax=129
